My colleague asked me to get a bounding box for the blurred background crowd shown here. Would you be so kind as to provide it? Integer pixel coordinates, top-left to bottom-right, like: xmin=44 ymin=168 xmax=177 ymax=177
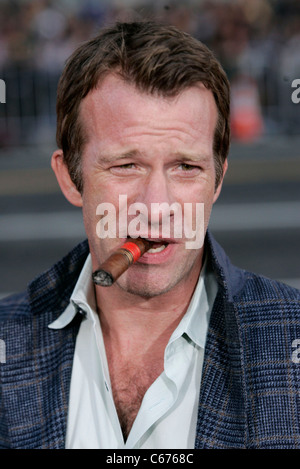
xmin=0 ymin=0 xmax=300 ymax=146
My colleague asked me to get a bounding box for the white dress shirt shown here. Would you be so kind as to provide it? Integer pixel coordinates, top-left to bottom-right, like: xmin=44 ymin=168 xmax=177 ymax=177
xmin=49 ymin=254 xmax=218 ymax=449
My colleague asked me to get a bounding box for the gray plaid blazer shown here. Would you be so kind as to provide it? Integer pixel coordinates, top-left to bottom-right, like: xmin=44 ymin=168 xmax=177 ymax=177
xmin=0 ymin=232 xmax=300 ymax=449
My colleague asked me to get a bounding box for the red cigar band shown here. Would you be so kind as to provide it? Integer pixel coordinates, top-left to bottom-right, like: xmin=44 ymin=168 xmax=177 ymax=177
xmin=121 ymin=242 xmax=142 ymax=262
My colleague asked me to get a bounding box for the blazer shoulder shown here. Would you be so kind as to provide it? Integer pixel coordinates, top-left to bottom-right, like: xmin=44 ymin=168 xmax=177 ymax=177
xmin=0 ymin=290 xmax=30 ymax=322
xmin=239 ymin=271 xmax=300 ymax=301
xmin=233 ymin=270 xmax=300 ymax=324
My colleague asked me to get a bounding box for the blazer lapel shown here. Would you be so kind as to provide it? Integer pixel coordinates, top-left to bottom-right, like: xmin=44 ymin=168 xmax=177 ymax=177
xmin=195 ymin=292 xmax=246 ymax=448
xmin=1 ymin=312 xmax=80 ymax=449
xmin=195 ymin=233 xmax=247 ymax=448
xmin=1 ymin=240 xmax=88 ymax=448
xmin=30 ymin=312 xmax=81 ymax=449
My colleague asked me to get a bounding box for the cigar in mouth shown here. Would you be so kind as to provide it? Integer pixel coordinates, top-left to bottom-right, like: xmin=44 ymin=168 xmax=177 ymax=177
xmin=92 ymin=237 xmax=153 ymax=287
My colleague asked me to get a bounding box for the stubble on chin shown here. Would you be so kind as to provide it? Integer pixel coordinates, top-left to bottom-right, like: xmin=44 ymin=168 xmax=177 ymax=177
xmin=115 ymin=259 xmax=200 ymax=300
xmin=116 ymin=280 xmax=176 ymax=299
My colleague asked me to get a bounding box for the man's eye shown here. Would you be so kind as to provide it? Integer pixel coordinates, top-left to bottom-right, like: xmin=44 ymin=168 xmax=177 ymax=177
xmin=117 ymin=163 xmax=135 ymax=169
xmin=180 ymin=163 xmax=195 ymax=170
xmin=175 ymin=163 xmax=201 ymax=178
xmin=111 ymin=163 xmax=136 ymax=172
xmin=178 ymin=163 xmax=200 ymax=172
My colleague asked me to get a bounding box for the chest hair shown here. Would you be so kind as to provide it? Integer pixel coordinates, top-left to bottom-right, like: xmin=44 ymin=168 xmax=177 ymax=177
xmin=109 ymin=358 xmax=164 ymax=441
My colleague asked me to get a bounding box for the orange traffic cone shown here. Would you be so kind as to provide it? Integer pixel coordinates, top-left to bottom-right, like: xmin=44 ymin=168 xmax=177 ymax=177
xmin=231 ymin=76 xmax=264 ymax=142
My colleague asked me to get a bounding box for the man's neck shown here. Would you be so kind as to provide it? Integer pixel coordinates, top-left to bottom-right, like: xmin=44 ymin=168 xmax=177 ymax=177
xmin=94 ymin=261 xmax=202 ymax=355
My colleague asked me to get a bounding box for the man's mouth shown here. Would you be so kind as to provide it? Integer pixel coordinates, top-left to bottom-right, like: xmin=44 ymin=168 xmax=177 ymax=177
xmin=144 ymin=238 xmax=172 ymax=254
xmin=147 ymin=242 xmax=168 ymax=253
xmin=120 ymin=236 xmax=175 ymax=265
xmin=125 ymin=236 xmax=171 ymax=254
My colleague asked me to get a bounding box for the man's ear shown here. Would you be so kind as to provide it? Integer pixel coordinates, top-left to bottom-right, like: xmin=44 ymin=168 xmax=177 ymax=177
xmin=213 ymin=158 xmax=228 ymax=204
xmin=51 ymin=149 xmax=83 ymax=207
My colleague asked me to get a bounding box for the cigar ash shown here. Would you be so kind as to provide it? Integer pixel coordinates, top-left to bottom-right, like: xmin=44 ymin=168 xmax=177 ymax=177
xmin=92 ymin=269 xmax=114 ymax=286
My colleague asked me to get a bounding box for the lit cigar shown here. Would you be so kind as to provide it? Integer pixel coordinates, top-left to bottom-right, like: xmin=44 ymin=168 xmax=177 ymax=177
xmin=92 ymin=238 xmax=152 ymax=287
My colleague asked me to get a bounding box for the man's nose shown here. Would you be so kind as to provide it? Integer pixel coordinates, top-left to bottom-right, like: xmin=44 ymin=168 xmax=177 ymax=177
xmin=138 ymin=170 xmax=180 ymax=230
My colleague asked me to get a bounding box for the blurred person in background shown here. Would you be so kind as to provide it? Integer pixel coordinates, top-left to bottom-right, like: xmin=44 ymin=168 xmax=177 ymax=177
xmin=0 ymin=20 xmax=300 ymax=450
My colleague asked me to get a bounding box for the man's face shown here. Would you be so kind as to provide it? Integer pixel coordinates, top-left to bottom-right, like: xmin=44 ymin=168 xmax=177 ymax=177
xmin=78 ymin=74 xmax=225 ymax=297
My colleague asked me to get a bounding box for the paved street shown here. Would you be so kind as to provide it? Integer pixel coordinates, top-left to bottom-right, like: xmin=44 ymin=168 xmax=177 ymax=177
xmin=0 ymin=137 xmax=300 ymax=297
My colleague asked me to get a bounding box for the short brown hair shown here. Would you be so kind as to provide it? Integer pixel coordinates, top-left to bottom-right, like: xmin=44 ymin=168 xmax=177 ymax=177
xmin=56 ymin=21 xmax=230 ymax=193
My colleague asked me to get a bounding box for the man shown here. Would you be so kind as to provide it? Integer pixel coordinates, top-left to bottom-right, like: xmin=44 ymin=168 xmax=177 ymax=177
xmin=0 ymin=21 xmax=300 ymax=449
